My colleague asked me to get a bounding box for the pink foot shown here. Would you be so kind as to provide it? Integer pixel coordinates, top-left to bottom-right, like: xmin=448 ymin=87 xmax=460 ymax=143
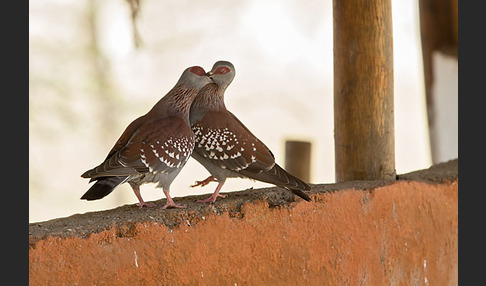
xmin=197 ymin=182 xmax=226 ymax=203
xmin=191 ymin=176 xmax=218 ymax=188
xmin=197 ymin=193 xmax=226 ymax=203
xmin=130 ymin=185 xmax=156 ymax=209
xmin=161 ymin=190 xmax=186 ymax=209
xmin=138 ymin=201 xmax=157 ymax=208
xmin=161 ymin=202 xmax=187 ymax=209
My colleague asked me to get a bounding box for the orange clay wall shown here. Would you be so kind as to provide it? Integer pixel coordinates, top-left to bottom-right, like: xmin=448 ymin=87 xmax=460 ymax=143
xmin=29 ymin=162 xmax=458 ymax=285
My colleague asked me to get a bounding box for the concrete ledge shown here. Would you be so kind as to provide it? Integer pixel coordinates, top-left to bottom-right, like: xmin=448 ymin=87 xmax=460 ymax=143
xmin=29 ymin=159 xmax=458 ymax=285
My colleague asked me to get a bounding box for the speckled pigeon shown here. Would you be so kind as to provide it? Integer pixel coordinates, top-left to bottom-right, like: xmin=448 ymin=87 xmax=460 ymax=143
xmin=189 ymin=61 xmax=311 ymax=203
xmin=81 ymin=66 xmax=212 ymax=209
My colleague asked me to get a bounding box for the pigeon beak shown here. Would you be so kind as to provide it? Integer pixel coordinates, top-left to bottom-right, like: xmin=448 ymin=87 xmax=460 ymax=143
xmin=205 ymin=71 xmax=214 ymax=82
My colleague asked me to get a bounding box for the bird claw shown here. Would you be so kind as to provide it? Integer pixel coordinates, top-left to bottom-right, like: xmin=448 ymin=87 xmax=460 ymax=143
xmin=161 ymin=202 xmax=187 ymax=209
xmin=138 ymin=202 xmax=157 ymax=208
xmin=197 ymin=193 xmax=226 ymax=203
xmin=191 ymin=176 xmax=217 ymax=188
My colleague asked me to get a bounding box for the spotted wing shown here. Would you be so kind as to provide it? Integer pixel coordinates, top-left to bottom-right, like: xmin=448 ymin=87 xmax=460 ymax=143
xmin=82 ymin=116 xmax=194 ymax=179
xmin=192 ymin=110 xmax=276 ymax=173
xmin=192 ymin=110 xmax=310 ymax=193
xmin=104 ymin=114 xmax=148 ymax=161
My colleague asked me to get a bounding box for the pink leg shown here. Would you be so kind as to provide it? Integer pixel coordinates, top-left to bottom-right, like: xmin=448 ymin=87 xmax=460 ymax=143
xmin=131 ymin=185 xmax=157 ymax=208
xmin=197 ymin=181 xmax=226 ymax=203
xmin=191 ymin=176 xmax=218 ymax=188
xmin=162 ymin=189 xmax=186 ymax=209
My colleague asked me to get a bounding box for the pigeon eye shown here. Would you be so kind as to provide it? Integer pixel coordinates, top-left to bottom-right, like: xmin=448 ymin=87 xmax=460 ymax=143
xmin=190 ymin=66 xmax=205 ymax=76
xmin=216 ymin=67 xmax=230 ymax=74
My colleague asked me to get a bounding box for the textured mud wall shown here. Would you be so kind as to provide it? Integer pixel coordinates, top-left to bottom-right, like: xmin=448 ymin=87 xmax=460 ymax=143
xmin=29 ymin=161 xmax=458 ymax=285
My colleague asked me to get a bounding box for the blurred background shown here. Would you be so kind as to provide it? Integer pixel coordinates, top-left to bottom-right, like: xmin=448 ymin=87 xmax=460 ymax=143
xmin=29 ymin=0 xmax=456 ymax=223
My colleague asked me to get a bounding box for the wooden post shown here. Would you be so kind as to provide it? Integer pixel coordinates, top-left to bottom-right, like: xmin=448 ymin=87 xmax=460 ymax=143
xmin=418 ymin=0 xmax=458 ymax=164
xmin=285 ymin=140 xmax=311 ymax=183
xmin=333 ymin=0 xmax=396 ymax=182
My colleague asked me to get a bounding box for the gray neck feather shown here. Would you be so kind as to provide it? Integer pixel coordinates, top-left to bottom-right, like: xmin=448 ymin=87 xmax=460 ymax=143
xmin=150 ymin=85 xmax=199 ymax=123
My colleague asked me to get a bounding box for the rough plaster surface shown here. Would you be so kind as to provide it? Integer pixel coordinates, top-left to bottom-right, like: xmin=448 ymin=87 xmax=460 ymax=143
xmin=29 ymin=159 xmax=458 ymax=285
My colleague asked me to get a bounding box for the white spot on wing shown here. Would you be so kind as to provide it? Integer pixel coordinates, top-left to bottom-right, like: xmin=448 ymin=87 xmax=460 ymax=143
xmin=230 ymin=152 xmax=241 ymax=159
xmin=165 ymin=149 xmax=175 ymax=158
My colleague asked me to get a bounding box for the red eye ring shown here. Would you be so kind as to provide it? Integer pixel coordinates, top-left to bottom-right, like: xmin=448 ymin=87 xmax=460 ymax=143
xmin=190 ymin=66 xmax=206 ymax=76
xmin=216 ymin=66 xmax=230 ymax=75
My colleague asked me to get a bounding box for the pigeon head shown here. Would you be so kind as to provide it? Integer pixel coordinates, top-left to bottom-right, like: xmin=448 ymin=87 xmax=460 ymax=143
xmin=176 ymin=66 xmax=213 ymax=89
xmin=206 ymin=61 xmax=235 ymax=88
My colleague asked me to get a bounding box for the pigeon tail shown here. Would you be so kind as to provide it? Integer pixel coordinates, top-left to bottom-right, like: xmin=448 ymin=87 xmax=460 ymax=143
xmin=81 ymin=176 xmax=127 ymax=201
xmin=289 ymin=188 xmax=312 ymax=202
xmin=239 ymin=164 xmax=311 ymax=201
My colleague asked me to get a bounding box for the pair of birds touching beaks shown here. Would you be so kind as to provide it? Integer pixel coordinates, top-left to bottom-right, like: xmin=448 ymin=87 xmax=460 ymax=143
xmin=81 ymin=61 xmax=312 ymax=209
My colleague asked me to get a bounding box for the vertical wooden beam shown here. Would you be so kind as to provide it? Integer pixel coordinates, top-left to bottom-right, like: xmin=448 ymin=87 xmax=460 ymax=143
xmin=333 ymin=0 xmax=396 ymax=182
xmin=285 ymin=140 xmax=311 ymax=183
xmin=418 ymin=0 xmax=458 ymax=164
